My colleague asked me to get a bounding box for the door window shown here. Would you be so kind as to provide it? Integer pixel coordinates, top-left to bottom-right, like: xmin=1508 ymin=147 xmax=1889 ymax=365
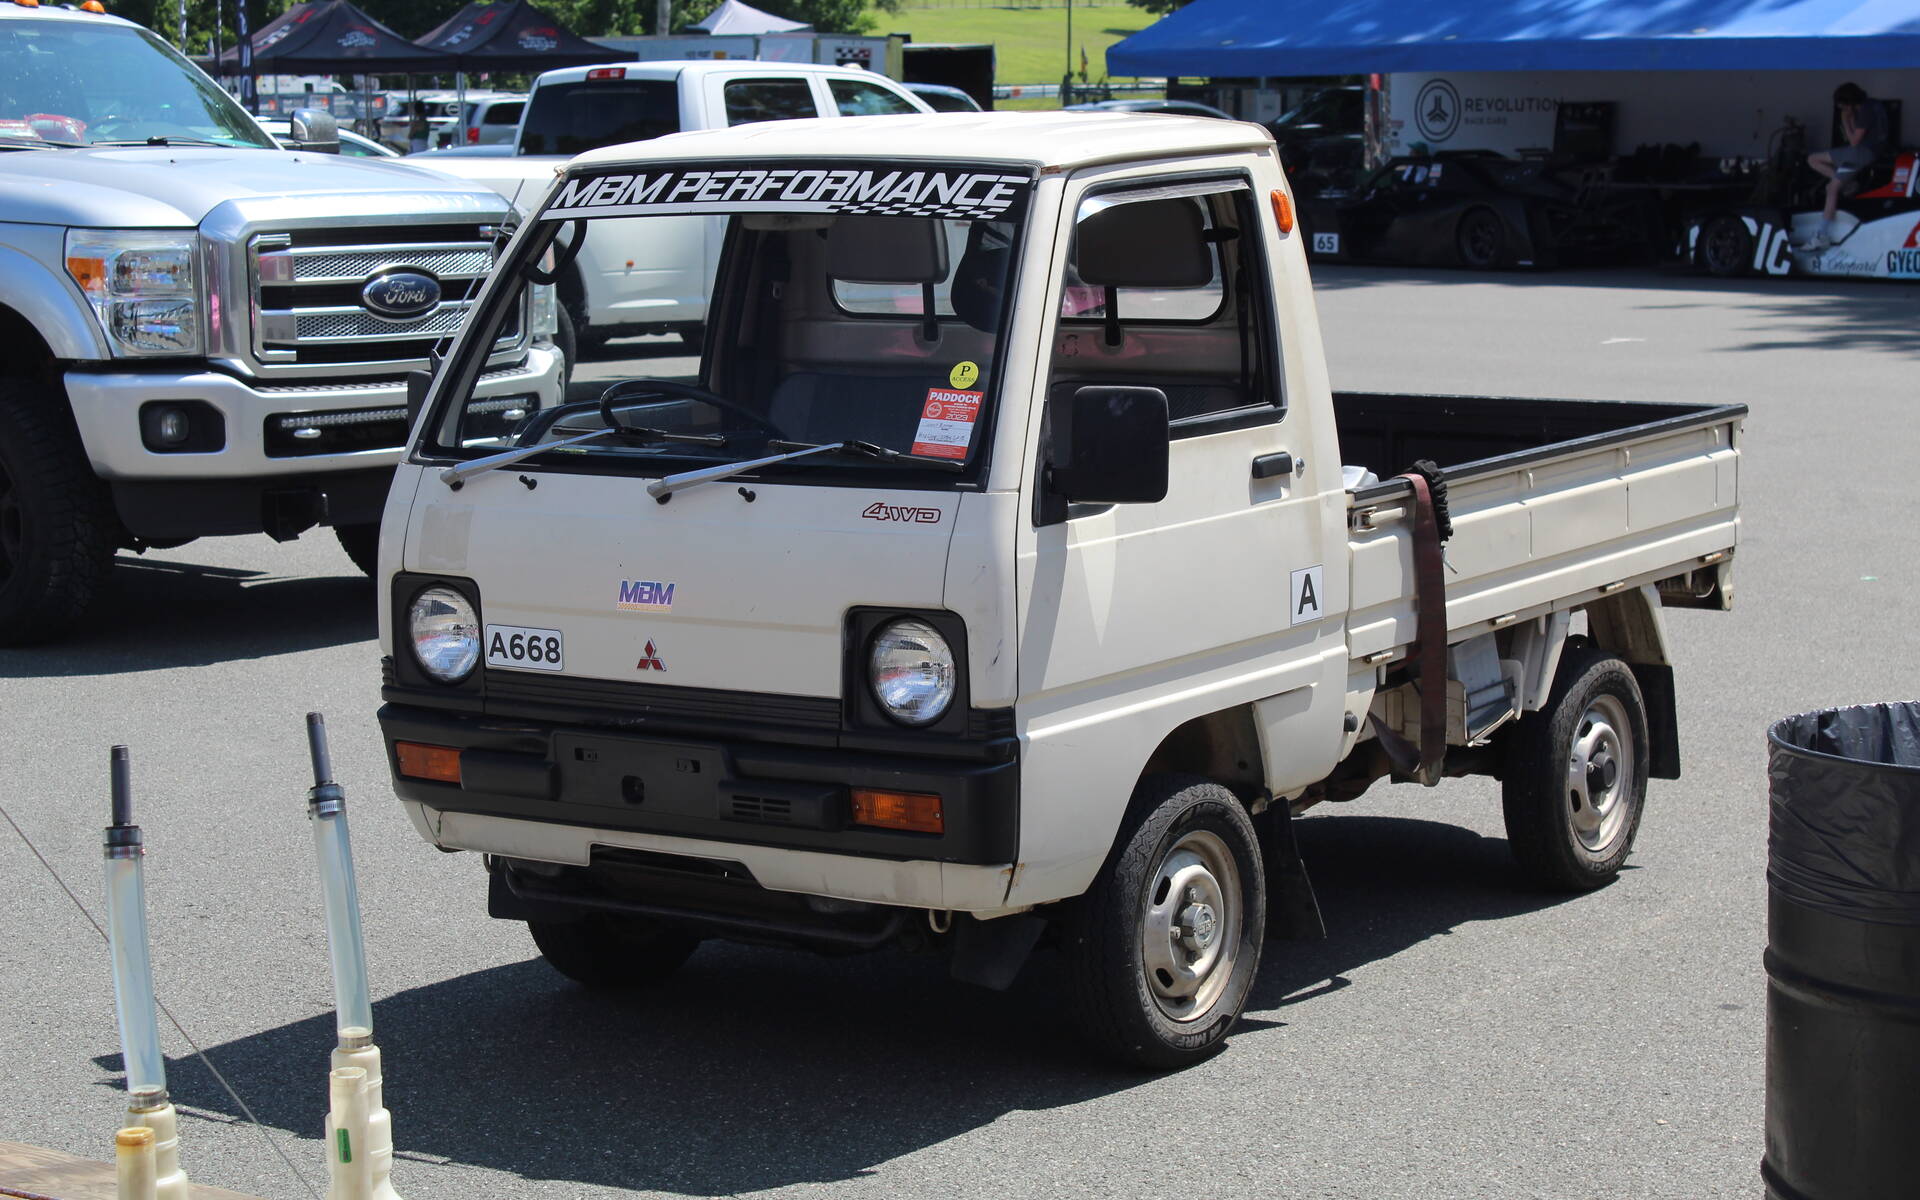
xmin=483 ymin=101 xmax=523 ymax=126
xmin=724 ymin=78 xmax=820 ymax=125
xmin=1050 ymin=183 xmax=1281 ymax=427
xmin=828 ymin=77 xmax=918 ymax=117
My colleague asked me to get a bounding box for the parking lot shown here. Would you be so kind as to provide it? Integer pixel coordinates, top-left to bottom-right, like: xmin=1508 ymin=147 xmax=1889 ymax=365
xmin=3 ymin=263 xmax=1914 ymax=1199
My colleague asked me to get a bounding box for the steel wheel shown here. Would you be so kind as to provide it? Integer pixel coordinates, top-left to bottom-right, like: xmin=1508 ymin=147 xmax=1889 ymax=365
xmin=1140 ymin=830 xmax=1244 ymax=1023
xmin=1567 ymin=693 xmax=1634 ymax=855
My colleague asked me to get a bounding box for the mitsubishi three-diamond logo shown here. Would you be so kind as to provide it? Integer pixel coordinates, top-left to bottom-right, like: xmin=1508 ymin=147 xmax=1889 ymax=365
xmin=636 ymin=640 xmax=665 ymax=671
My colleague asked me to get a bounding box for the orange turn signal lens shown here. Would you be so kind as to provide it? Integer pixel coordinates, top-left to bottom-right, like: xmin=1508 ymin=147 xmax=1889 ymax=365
xmin=81 ymin=1 xmax=107 ymax=11
xmin=850 ymin=788 xmax=944 ymax=834
xmin=395 ymin=741 xmax=462 ymax=784
xmin=1269 ymin=188 xmax=1295 ymax=234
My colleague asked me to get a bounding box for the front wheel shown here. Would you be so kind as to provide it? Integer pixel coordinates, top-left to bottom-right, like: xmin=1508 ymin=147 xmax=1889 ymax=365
xmin=1698 ymin=215 xmax=1753 ymax=278
xmin=0 ymin=380 xmax=118 ymax=645
xmin=1455 ymin=207 xmax=1506 ymax=269
xmin=1062 ymin=775 xmax=1266 ymax=1069
xmin=528 ymin=913 xmax=701 ymax=989
xmin=1501 ymin=646 xmax=1650 ymax=891
xmin=333 ymin=523 xmax=380 ymax=576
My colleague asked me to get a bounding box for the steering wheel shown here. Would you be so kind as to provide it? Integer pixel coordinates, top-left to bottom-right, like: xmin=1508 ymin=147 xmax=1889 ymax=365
xmin=597 ymin=378 xmax=783 ymax=438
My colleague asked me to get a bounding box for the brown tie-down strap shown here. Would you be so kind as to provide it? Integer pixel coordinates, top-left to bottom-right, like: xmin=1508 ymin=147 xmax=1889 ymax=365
xmin=1400 ymin=469 xmax=1448 ymax=785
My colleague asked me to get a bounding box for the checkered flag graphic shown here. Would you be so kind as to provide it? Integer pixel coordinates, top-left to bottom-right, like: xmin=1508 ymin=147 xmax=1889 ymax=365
xmin=831 ymin=201 xmax=1007 ymax=219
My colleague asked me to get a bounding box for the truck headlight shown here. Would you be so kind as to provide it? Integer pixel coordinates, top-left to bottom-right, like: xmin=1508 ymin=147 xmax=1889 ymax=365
xmin=529 ymin=280 xmax=558 ymax=339
xmin=869 ymin=618 xmax=956 ymax=726
xmin=65 ymin=231 xmax=205 ymax=357
xmin=409 ymin=586 xmax=481 ymax=683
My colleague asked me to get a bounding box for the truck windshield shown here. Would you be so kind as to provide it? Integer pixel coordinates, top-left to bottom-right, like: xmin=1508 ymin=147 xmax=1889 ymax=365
xmin=0 ymin=18 xmax=273 ymax=148
xmin=420 ymin=160 xmax=1035 ymax=486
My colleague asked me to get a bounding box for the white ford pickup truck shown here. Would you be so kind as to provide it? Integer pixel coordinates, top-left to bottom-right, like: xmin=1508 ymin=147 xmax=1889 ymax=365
xmin=375 ymin=113 xmax=1743 ymax=1067
xmin=409 ymin=59 xmax=929 ymax=353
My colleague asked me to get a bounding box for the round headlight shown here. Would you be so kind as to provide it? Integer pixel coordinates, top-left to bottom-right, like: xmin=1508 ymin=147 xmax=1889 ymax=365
xmin=869 ymin=618 xmax=956 ymax=726
xmin=408 ymin=586 xmax=480 ymax=683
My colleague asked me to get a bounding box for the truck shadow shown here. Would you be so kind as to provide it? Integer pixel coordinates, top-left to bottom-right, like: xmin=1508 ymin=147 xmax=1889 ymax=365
xmin=119 ymin=815 xmax=1574 ymax=1196
xmin=0 ymin=555 xmax=374 ymax=678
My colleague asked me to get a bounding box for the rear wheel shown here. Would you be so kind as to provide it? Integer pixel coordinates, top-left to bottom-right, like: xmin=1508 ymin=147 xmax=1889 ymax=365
xmin=333 ymin=523 xmax=380 ymax=576
xmin=0 ymin=380 xmax=118 ymax=646
xmin=1501 ymin=646 xmax=1650 ymax=891
xmin=1455 ymin=207 xmax=1506 ymax=269
xmin=1062 ymin=775 xmax=1265 ymax=1069
xmin=528 ymin=913 xmax=701 ymax=989
xmin=1699 ymin=215 xmax=1754 ymax=278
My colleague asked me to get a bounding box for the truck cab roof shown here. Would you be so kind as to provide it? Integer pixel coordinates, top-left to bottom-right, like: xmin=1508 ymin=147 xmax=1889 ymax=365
xmin=569 ymin=110 xmax=1275 ymax=174
xmin=533 ymin=58 xmax=925 ymax=89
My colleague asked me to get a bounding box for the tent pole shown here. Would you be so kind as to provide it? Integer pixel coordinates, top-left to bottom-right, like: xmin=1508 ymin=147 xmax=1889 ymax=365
xmin=657 ymin=0 xmax=671 ymax=36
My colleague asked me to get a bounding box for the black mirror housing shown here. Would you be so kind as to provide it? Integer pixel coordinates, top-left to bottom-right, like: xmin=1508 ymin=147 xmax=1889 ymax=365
xmin=287 ymin=108 xmax=341 ymax=154
xmin=1049 ymin=385 xmax=1170 ymax=506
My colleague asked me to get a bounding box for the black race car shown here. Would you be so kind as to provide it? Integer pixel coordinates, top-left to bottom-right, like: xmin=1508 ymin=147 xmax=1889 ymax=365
xmin=1300 ymin=153 xmax=1660 ymax=270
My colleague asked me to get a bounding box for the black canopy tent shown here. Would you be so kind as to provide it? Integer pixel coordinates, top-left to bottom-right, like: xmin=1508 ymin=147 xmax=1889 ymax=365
xmin=414 ymin=0 xmax=613 ymax=73
xmin=218 ymin=0 xmax=454 ymax=75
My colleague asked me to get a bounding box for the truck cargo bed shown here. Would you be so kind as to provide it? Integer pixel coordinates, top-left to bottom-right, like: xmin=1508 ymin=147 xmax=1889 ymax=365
xmin=1338 ymin=392 xmax=1746 ymax=662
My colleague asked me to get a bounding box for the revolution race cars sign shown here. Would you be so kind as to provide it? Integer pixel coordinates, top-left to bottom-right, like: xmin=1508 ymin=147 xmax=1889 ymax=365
xmin=541 ymin=160 xmax=1036 ymax=222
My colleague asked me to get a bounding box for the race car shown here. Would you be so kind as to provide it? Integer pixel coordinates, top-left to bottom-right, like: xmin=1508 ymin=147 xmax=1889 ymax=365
xmin=1688 ymin=150 xmax=1920 ymax=280
xmin=1300 ymin=153 xmax=1659 ymax=270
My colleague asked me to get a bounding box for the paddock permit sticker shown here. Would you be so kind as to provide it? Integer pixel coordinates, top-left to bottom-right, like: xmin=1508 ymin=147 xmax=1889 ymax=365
xmin=911 ymin=388 xmax=981 ymax=460
xmin=542 ymin=159 xmax=1036 ymax=222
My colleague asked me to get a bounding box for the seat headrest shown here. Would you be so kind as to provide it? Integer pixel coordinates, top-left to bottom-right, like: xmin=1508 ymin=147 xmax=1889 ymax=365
xmin=1074 ymin=198 xmax=1213 ymax=289
xmin=827 ymin=216 xmax=950 ymax=284
xmin=950 ymin=221 xmax=1014 ymax=333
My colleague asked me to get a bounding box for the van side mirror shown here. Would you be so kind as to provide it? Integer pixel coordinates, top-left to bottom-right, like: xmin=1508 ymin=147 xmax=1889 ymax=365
xmin=287 ymin=109 xmax=341 ymax=154
xmin=405 ymin=369 xmax=432 ymax=428
xmin=1047 ymin=385 xmax=1170 ymax=507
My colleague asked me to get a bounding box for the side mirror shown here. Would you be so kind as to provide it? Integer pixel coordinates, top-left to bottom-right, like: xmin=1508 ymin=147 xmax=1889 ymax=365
xmin=404 ymin=369 xmax=432 ymax=428
xmin=1047 ymin=385 xmax=1169 ymax=506
xmin=287 ymin=109 xmax=341 ymax=154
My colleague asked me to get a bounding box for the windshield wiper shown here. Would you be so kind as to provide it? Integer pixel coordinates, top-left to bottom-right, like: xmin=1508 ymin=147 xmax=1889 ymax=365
xmin=646 ymin=440 xmax=963 ymax=503
xmin=440 ymin=423 xmax=725 ymax=489
xmin=766 ymin=440 xmax=967 ymax=472
xmin=0 ymin=136 xmax=78 ymax=149
xmin=93 ymin=137 xmax=232 ymax=148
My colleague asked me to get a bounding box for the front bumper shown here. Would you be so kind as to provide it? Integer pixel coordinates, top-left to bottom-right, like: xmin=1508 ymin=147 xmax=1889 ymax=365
xmin=378 ymin=701 xmax=1020 ymax=868
xmin=64 ymin=345 xmax=563 ymax=481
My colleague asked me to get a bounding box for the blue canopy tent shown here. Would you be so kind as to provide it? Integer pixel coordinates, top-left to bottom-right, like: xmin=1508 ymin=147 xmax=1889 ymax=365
xmin=1109 ymin=0 xmax=1920 ymax=76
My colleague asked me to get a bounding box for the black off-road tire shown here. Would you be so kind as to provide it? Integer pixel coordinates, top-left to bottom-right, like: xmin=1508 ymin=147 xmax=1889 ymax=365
xmin=1455 ymin=206 xmax=1507 ymax=269
xmin=333 ymin=522 xmax=381 ymax=576
xmin=1061 ymin=774 xmax=1266 ymax=1069
xmin=528 ymin=914 xmax=701 ymax=989
xmin=0 ymin=381 xmax=118 ymax=646
xmin=1501 ymin=646 xmax=1651 ymax=891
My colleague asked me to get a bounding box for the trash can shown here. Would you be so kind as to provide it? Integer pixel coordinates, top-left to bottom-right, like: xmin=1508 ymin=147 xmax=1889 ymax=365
xmin=1764 ymin=703 xmax=1920 ymax=1200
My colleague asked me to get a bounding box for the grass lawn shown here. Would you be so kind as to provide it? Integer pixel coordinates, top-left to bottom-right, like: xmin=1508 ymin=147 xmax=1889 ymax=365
xmin=885 ymin=4 xmax=1158 ymax=86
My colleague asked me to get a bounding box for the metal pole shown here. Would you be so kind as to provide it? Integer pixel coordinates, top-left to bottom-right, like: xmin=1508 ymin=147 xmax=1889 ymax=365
xmin=1063 ymin=0 xmax=1072 ymax=106
xmin=656 ymin=0 xmax=671 ymax=36
xmin=177 ymin=0 xmax=187 ymax=50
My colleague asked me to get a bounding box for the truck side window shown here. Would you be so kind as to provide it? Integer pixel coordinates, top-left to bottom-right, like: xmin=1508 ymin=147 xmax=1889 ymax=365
xmin=1051 ymin=186 xmax=1281 ymax=428
xmin=828 ymin=78 xmax=918 ymax=117
xmin=484 ymin=102 xmax=523 ymax=126
xmin=724 ymin=79 xmax=820 ymax=125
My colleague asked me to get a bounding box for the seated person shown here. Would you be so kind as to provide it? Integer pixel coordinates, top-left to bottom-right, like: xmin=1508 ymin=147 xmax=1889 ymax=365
xmin=1801 ymin=82 xmax=1890 ymax=248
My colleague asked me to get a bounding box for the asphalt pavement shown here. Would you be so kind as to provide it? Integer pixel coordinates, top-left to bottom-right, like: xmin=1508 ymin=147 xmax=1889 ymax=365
xmin=4 ymin=263 xmax=1916 ymax=1200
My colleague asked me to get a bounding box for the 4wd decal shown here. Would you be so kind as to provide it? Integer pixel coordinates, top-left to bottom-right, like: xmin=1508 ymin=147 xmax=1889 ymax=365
xmin=544 ymin=160 xmax=1035 ymax=222
xmin=863 ymin=502 xmax=942 ymax=524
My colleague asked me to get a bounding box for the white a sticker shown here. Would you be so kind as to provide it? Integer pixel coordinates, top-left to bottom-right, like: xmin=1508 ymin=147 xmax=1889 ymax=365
xmin=1289 ymin=565 xmax=1324 ymax=626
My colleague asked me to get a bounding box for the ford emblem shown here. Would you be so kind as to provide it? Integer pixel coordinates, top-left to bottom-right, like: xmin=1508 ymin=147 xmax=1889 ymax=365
xmin=360 ymin=270 xmax=442 ymax=320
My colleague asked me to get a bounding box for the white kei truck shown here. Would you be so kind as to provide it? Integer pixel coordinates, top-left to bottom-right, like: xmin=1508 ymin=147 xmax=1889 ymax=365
xmin=375 ymin=113 xmax=1744 ymax=1067
xmin=410 ymin=59 xmax=929 ymax=353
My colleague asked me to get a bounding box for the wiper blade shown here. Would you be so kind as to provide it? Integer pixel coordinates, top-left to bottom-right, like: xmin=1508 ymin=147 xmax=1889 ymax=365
xmin=646 ymin=442 xmax=844 ymax=502
xmin=93 ymin=137 xmax=229 ymax=148
xmin=765 ymin=440 xmax=966 ymax=472
xmin=0 ymin=136 xmax=76 ymax=149
xmin=439 ymin=422 xmax=725 ymax=489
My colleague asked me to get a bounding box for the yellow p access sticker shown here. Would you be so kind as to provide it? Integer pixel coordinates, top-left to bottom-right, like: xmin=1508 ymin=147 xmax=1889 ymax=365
xmin=949 ymin=361 xmax=980 ymax=390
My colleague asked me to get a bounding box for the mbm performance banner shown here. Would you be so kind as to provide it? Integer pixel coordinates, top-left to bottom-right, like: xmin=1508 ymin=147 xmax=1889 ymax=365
xmin=542 ymin=160 xmax=1036 ymax=222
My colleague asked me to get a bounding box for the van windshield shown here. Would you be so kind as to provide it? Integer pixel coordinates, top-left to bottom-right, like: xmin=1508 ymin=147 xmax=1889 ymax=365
xmin=420 ymin=159 xmax=1035 ymax=486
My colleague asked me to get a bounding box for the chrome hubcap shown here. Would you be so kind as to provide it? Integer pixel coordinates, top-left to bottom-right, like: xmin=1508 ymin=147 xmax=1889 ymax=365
xmin=1141 ymin=830 xmax=1242 ymax=1023
xmin=1568 ymin=693 xmax=1634 ymax=853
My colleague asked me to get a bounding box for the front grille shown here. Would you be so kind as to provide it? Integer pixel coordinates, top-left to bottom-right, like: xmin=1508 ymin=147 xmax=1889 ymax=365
xmin=249 ymin=223 xmax=519 ymax=371
xmin=266 ymin=394 xmax=535 ymax=458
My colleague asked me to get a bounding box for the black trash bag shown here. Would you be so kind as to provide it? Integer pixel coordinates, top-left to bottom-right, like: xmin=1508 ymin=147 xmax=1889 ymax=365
xmin=1768 ymin=702 xmax=1920 ymax=925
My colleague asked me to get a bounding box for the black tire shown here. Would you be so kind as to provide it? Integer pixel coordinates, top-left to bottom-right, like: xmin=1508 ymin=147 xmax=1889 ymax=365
xmin=333 ymin=522 xmax=380 ymax=577
xmin=551 ymin=304 xmax=577 ymax=395
xmin=528 ymin=913 xmax=701 ymax=989
xmin=1455 ymin=206 xmax=1506 ymax=269
xmin=1061 ymin=774 xmax=1266 ymax=1069
xmin=0 ymin=380 xmax=118 ymax=646
xmin=676 ymin=323 xmax=705 ymax=351
xmin=1699 ymin=214 xmax=1754 ymax=278
xmin=1501 ymin=646 xmax=1651 ymax=891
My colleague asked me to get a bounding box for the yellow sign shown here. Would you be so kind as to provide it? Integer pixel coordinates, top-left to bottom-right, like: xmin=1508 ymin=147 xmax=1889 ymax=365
xmin=949 ymin=361 xmax=980 ymax=390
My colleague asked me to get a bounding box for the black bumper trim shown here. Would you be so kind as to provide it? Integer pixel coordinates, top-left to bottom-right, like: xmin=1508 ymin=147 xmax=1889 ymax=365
xmin=380 ymin=703 xmax=1019 ymax=865
xmin=111 ymin=467 xmax=393 ymax=541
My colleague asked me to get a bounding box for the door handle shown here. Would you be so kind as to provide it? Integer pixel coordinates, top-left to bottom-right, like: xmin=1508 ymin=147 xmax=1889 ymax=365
xmin=1252 ymin=451 xmax=1299 ymax=480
